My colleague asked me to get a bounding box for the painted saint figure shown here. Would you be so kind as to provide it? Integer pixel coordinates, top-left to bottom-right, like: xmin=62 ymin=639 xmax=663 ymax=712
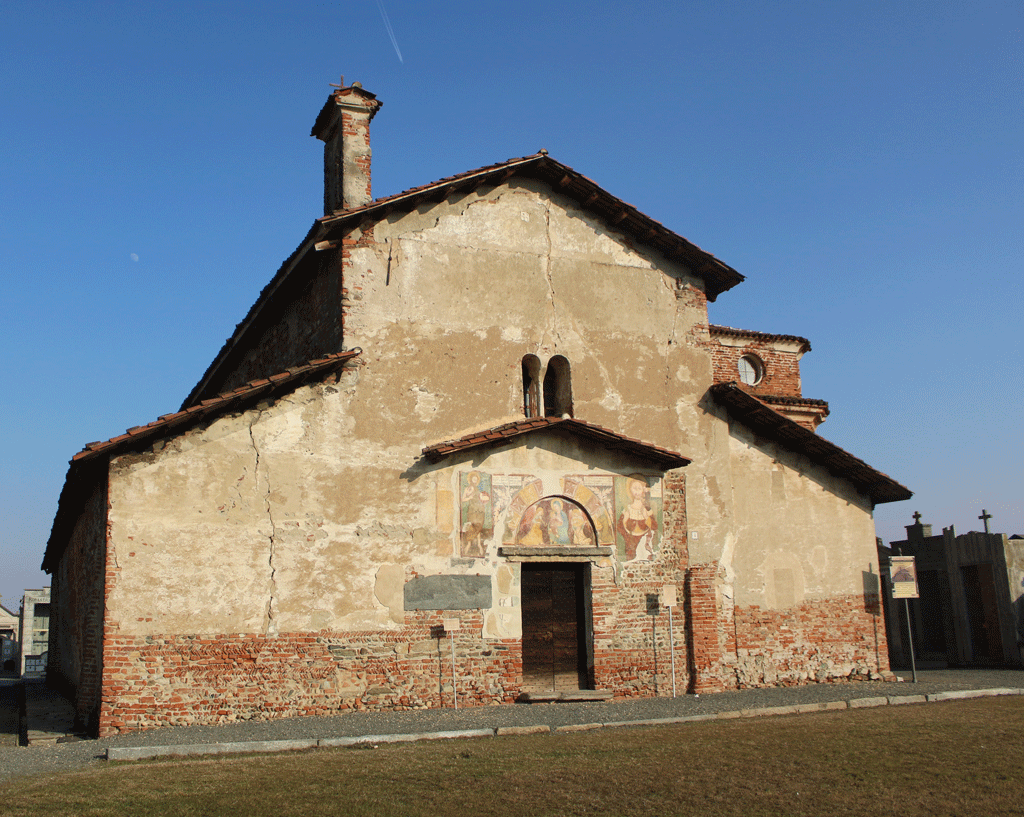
xmin=460 ymin=471 xmax=492 ymax=557
xmin=617 ymin=476 xmax=657 ymax=561
xmin=547 ymin=498 xmax=572 ymax=546
xmin=570 ymin=507 xmax=596 ymax=547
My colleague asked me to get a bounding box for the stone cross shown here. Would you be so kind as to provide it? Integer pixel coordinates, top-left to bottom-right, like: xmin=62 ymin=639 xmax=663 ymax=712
xmin=912 ymin=511 xmax=922 ymax=524
xmin=979 ymin=509 xmax=992 ymax=534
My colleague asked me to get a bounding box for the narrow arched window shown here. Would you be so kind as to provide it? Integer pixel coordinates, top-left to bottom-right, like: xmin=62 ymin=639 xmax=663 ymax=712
xmin=543 ymin=355 xmax=573 ymax=418
xmin=522 ymin=355 xmax=542 ymax=418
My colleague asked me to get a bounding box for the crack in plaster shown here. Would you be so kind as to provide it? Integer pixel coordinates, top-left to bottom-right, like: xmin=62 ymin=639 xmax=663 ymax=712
xmin=665 ymin=295 xmax=680 ymax=405
xmin=249 ymin=412 xmax=278 ymax=635
xmin=542 ymin=202 xmax=561 ymax=347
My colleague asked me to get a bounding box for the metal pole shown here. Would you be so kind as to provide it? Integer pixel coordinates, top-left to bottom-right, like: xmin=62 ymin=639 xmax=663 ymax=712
xmin=669 ymin=605 xmax=677 ymax=698
xmin=903 ymin=597 xmax=918 ymax=683
xmin=449 ymin=630 xmax=458 ymax=709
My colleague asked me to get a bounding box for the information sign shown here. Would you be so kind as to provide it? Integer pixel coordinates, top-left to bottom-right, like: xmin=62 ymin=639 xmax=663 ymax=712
xmin=889 ymin=556 xmax=919 ymax=599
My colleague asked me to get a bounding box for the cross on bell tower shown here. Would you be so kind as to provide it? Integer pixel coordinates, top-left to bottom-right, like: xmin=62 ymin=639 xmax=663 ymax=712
xmin=979 ymin=509 xmax=992 ymax=534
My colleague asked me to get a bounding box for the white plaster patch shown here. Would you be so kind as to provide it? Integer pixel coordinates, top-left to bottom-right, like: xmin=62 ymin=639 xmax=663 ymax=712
xmin=374 ymin=564 xmax=406 ymax=624
xmin=500 ymin=324 xmax=524 ymax=342
xmin=599 ymin=389 xmax=623 ymax=412
xmin=410 ymin=385 xmax=441 ymax=422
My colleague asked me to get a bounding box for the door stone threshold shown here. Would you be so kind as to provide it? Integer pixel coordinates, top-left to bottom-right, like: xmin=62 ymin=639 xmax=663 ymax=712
xmin=518 ymin=690 xmax=614 ymax=703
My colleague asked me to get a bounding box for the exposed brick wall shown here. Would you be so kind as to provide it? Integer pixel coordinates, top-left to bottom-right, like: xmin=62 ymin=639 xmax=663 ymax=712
xmin=685 ymin=562 xmax=729 ymax=693
xmin=195 ymin=253 xmax=345 ymax=399
xmin=685 ymin=564 xmax=887 ymax=693
xmin=98 ymin=612 xmax=519 ymax=736
xmin=709 ymin=337 xmax=804 ymax=398
xmin=731 ymin=594 xmax=889 ymax=688
xmin=48 ymin=471 xmax=108 ymax=734
xmin=592 ymin=474 xmax=689 ymax=697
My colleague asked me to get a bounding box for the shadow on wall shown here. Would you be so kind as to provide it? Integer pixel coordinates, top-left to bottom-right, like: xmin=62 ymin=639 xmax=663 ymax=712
xmin=863 ymin=567 xmax=883 ymax=670
xmin=1015 ymin=595 xmax=1024 ymax=657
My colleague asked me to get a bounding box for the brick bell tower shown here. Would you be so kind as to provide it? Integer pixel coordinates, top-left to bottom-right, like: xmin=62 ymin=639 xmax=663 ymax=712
xmin=310 ymin=78 xmax=383 ymax=215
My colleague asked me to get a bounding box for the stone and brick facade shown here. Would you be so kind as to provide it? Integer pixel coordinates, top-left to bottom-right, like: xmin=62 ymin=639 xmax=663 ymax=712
xmin=44 ymin=80 xmax=910 ymax=737
xmin=708 ymin=325 xmax=829 ymax=430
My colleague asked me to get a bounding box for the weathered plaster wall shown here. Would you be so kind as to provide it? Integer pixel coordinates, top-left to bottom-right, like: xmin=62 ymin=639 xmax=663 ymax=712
xmin=342 ymin=179 xmax=735 ymax=578
xmin=343 ymin=181 xmax=711 ymax=448
xmin=701 ymin=422 xmax=888 ymax=687
xmin=90 ymin=174 xmax=889 ymax=732
xmin=100 ymin=371 xmax=690 ymax=732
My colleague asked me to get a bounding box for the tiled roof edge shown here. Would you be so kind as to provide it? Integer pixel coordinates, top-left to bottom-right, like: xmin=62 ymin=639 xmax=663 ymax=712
xmin=709 ymin=324 xmax=811 ymax=352
xmin=422 ymin=417 xmax=690 ymax=470
xmin=709 ymin=382 xmax=910 ymax=505
xmin=43 ymin=350 xmax=361 ymax=573
xmin=76 ymin=350 xmax=360 ymax=464
xmin=758 ymin=394 xmax=830 ymax=410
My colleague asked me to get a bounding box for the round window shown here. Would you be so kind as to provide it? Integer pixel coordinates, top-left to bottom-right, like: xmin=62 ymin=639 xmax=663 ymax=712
xmin=737 ymin=355 xmax=764 ymax=386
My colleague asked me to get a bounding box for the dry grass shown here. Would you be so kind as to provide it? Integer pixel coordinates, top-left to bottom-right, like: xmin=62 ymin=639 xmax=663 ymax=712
xmin=3 ymin=697 xmax=1023 ymax=817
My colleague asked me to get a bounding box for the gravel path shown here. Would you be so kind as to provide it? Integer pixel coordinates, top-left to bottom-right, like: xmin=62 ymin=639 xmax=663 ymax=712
xmin=2 ymin=668 xmax=1023 ymax=785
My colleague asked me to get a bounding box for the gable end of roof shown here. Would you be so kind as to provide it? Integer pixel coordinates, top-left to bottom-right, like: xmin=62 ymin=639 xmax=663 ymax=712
xmin=709 ymin=382 xmax=911 ymax=505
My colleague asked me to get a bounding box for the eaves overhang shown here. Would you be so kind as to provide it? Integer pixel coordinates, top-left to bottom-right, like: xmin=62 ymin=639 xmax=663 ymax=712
xmin=318 ymin=153 xmax=743 ymax=301
xmin=422 ymin=417 xmax=690 ymax=472
xmin=44 ymin=350 xmax=361 ymax=573
xmin=709 ymin=382 xmax=912 ymax=505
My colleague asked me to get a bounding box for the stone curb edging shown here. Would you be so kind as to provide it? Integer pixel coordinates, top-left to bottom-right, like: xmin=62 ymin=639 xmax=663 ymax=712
xmin=105 ymin=687 xmax=1024 ymax=763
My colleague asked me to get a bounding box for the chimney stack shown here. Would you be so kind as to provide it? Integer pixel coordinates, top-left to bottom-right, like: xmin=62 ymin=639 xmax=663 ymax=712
xmin=311 ymin=80 xmax=382 ymax=214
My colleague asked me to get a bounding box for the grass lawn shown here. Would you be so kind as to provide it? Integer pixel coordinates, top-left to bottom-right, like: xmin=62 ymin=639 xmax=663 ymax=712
xmin=2 ymin=697 xmax=1022 ymax=816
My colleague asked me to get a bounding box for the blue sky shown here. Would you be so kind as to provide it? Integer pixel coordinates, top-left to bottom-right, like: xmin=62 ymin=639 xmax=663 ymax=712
xmin=2 ymin=1 xmax=1021 ymax=607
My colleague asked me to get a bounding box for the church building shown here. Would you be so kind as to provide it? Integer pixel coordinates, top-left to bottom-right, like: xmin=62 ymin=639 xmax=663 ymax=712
xmin=42 ymin=81 xmax=911 ymax=736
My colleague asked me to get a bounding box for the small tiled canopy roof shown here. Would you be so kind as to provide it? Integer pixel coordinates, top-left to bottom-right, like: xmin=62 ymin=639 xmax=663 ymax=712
xmin=422 ymin=417 xmax=690 ymax=471
xmin=43 ymin=350 xmax=360 ymax=572
xmin=710 ymin=382 xmax=911 ymax=505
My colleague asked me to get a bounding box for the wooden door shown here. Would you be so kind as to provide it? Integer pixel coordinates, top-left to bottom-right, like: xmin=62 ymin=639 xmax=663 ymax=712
xmin=521 ymin=564 xmax=587 ymax=692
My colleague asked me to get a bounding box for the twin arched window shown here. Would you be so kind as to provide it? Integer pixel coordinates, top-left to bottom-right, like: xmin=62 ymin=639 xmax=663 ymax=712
xmin=522 ymin=355 xmax=573 ymax=418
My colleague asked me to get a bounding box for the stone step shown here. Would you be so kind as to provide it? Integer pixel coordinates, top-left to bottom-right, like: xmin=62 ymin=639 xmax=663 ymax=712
xmin=518 ymin=690 xmax=614 ymax=703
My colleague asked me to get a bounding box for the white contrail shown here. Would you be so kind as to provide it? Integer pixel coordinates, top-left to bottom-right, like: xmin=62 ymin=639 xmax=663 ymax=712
xmin=377 ymin=0 xmax=403 ymax=63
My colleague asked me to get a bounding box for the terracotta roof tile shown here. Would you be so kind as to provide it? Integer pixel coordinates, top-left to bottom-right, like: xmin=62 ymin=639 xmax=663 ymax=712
xmin=422 ymin=417 xmax=690 ymax=471
xmin=68 ymin=351 xmax=360 ymax=466
xmin=710 ymin=382 xmax=910 ymax=505
xmin=709 ymin=324 xmax=811 ymax=352
xmin=183 ymin=154 xmax=744 ymax=409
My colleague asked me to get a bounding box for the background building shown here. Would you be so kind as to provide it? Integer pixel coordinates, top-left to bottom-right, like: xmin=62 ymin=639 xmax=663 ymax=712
xmin=19 ymin=588 xmax=50 ymax=678
xmin=879 ymin=517 xmax=1024 ymax=668
xmin=0 ymin=598 xmax=18 ymax=673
